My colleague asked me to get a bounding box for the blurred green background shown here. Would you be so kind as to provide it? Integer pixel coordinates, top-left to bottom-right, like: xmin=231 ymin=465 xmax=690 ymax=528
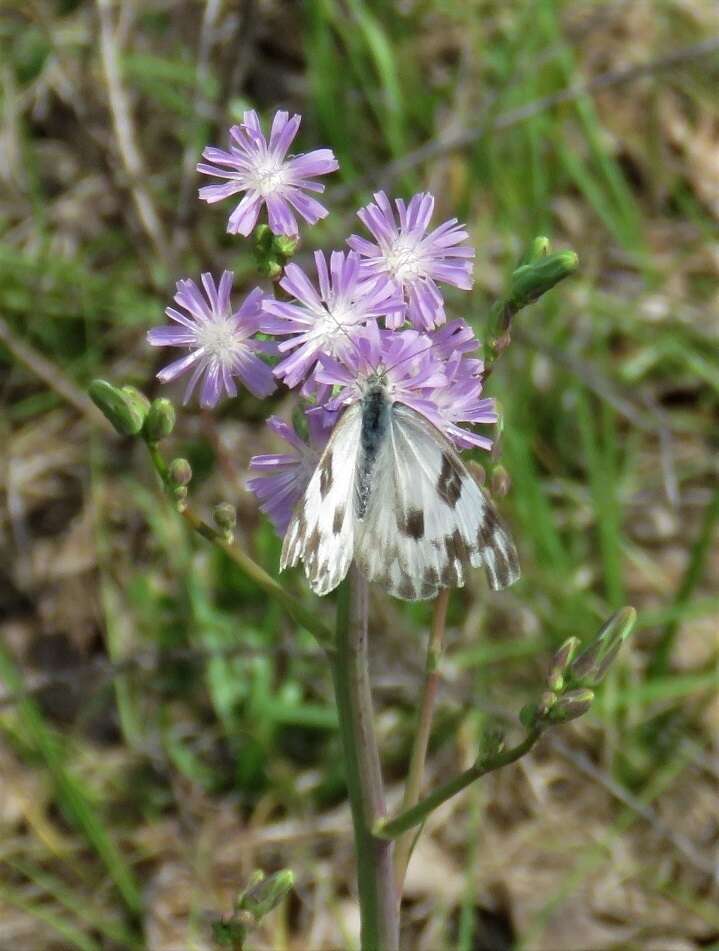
xmin=1 ymin=2 xmax=718 ymax=948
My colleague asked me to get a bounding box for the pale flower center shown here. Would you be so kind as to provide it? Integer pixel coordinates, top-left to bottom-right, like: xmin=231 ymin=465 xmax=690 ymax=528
xmin=250 ymin=156 xmax=289 ymax=196
xmin=196 ymin=316 xmax=245 ymax=365
xmin=384 ymin=237 xmax=427 ymax=282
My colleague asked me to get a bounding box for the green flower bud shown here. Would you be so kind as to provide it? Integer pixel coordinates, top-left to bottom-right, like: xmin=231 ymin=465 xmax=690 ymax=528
xmin=548 ymin=687 xmax=594 ymax=724
xmin=547 ymin=636 xmax=581 ymax=692
xmin=168 ymin=458 xmax=192 ymax=487
xmin=490 ymin=465 xmax=511 ymax=498
xmin=89 ymin=379 xmax=146 ymax=436
xmin=121 ymin=385 xmax=151 ymax=418
xmin=213 ymin=502 xmax=237 ymax=541
xmin=144 ymin=398 xmax=176 ymax=443
xmin=518 ymin=235 xmax=551 ymax=266
xmin=273 ymin=234 xmax=299 ymax=258
xmin=238 ymin=869 xmax=294 ymax=921
xmin=537 ymin=690 xmax=557 ymax=719
xmin=569 ymin=607 xmax=636 ymax=687
xmin=509 ymin=250 xmax=579 ymax=310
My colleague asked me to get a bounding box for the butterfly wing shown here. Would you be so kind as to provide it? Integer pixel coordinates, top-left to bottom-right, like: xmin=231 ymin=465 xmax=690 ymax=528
xmin=280 ymin=403 xmax=362 ymax=596
xmin=355 ymin=402 xmax=520 ymax=600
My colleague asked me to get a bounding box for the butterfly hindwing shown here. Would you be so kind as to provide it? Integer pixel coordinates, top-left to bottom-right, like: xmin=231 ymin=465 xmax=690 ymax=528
xmin=355 ymin=403 xmax=520 ymax=600
xmin=280 ymin=403 xmax=361 ymax=596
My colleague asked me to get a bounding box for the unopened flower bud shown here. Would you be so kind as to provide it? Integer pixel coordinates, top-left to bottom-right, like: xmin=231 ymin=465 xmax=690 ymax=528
xmin=509 ymin=250 xmax=579 ymax=309
xmin=548 ymin=687 xmax=594 ymax=724
xmin=519 ymin=235 xmax=550 ymax=266
xmin=467 ymin=461 xmax=486 ymax=486
xmin=490 ymin=465 xmax=511 ymax=498
xmin=238 ymin=869 xmax=294 ymax=921
xmin=144 ymin=398 xmax=176 ymax=443
xmin=89 ymin=379 xmax=146 ymax=436
xmin=213 ymin=502 xmax=237 ymax=541
xmin=547 ymin=636 xmax=581 ymax=692
xmin=537 ymin=690 xmax=557 ymax=719
xmin=168 ymin=458 xmax=192 ymax=486
xmin=121 ymin=385 xmax=151 ymax=418
xmin=569 ymin=607 xmax=636 ymax=687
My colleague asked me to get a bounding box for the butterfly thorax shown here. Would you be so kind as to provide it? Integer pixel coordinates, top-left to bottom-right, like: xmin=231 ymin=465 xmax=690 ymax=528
xmin=356 ymin=381 xmax=391 ymax=519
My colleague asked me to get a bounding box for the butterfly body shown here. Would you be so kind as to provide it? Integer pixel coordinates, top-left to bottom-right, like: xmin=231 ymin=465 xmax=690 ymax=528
xmin=281 ymin=380 xmax=520 ymax=600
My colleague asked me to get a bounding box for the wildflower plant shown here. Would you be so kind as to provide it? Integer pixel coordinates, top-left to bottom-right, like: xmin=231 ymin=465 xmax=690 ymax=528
xmin=90 ymin=109 xmax=635 ymax=951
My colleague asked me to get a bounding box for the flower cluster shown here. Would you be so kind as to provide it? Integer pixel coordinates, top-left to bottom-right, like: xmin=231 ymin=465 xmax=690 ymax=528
xmin=147 ymin=109 xmax=494 ymax=536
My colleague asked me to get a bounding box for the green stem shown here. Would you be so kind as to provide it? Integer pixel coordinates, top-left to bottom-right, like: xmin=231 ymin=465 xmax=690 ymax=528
xmin=144 ymin=441 xmax=334 ymax=652
xmin=375 ymin=728 xmax=542 ymax=841
xmin=331 ymin=567 xmax=398 ymax=951
xmin=393 ymin=588 xmax=449 ymax=893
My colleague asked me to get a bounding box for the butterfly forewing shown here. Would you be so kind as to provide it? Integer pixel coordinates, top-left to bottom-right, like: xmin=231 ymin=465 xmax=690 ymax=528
xmin=281 ymin=403 xmax=361 ymax=596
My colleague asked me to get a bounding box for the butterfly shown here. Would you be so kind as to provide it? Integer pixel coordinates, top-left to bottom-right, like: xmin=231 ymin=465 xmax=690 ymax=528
xmin=281 ymin=376 xmax=520 ymax=600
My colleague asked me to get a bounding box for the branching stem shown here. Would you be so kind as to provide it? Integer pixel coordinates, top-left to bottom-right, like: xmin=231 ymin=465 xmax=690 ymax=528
xmin=393 ymin=589 xmax=449 ymax=892
xmin=375 ymin=728 xmax=542 ymax=841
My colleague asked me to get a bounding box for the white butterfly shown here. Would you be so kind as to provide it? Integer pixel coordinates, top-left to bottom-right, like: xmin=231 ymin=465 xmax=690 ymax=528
xmin=281 ymin=377 xmax=520 ymax=600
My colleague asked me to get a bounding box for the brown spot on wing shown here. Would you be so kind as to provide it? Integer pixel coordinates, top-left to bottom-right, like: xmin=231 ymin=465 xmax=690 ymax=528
xmin=398 ymin=507 xmax=425 ymax=539
xmin=332 ymin=506 xmax=345 ymax=534
xmin=319 ymin=449 xmax=333 ymax=499
xmin=437 ymin=451 xmax=464 ymax=508
xmin=476 ymin=504 xmax=501 ymax=549
xmin=445 ymin=528 xmax=469 ymax=563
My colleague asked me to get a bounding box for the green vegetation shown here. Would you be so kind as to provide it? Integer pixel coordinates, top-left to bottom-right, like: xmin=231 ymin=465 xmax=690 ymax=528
xmin=1 ymin=1 xmax=717 ymax=947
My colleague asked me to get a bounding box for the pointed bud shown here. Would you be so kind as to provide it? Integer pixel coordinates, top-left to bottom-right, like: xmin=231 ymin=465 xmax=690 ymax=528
xmin=548 ymin=687 xmax=594 ymax=724
xmin=490 ymin=465 xmax=511 ymax=498
xmin=144 ymin=398 xmax=176 ymax=443
xmin=519 ymin=235 xmax=551 ymax=266
xmin=509 ymin=250 xmax=579 ymax=310
xmin=569 ymin=607 xmax=636 ymax=687
xmin=89 ymin=379 xmax=146 ymax=436
xmin=547 ymin=636 xmax=581 ymax=692
xmin=168 ymin=458 xmax=192 ymax=487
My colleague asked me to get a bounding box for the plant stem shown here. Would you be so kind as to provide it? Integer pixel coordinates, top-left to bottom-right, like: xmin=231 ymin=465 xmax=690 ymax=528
xmin=374 ymin=728 xmax=542 ymax=841
xmin=144 ymin=441 xmax=334 ymax=652
xmin=393 ymin=589 xmax=449 ymax=893
xmin=331 ymin=567 xmax=399 ymax=951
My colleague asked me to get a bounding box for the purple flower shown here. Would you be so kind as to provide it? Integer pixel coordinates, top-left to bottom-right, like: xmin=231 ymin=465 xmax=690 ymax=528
xmin=348 ymin=191 xmax=475 ymax=331
xmin=315 ymin=321 xmax=495 ymax=450
xmin=261 ymin=250 xmax=404 ymax=390
xmin=197 ymin=110 xmax=339 ymax=236
xmin=148 ymin=271 xmax=276 ymax=408
xmin=246 ymin=414 xmax=331 ymax=536
xmin=431 ymin=352 xmax=496 ymax=450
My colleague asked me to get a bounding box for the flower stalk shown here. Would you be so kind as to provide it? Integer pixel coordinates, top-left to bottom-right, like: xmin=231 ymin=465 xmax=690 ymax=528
xmin=331 ymin=568 xmax=399 ymax=950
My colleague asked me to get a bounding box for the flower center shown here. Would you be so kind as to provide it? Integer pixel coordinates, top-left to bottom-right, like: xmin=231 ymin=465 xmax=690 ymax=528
xmin=196 ymin=316 xmax=245 ymax=365
xmin=384 ymin=238 xmax=426 ymax=282
xmin=250 ymin=156 xmax=289 ymax=196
